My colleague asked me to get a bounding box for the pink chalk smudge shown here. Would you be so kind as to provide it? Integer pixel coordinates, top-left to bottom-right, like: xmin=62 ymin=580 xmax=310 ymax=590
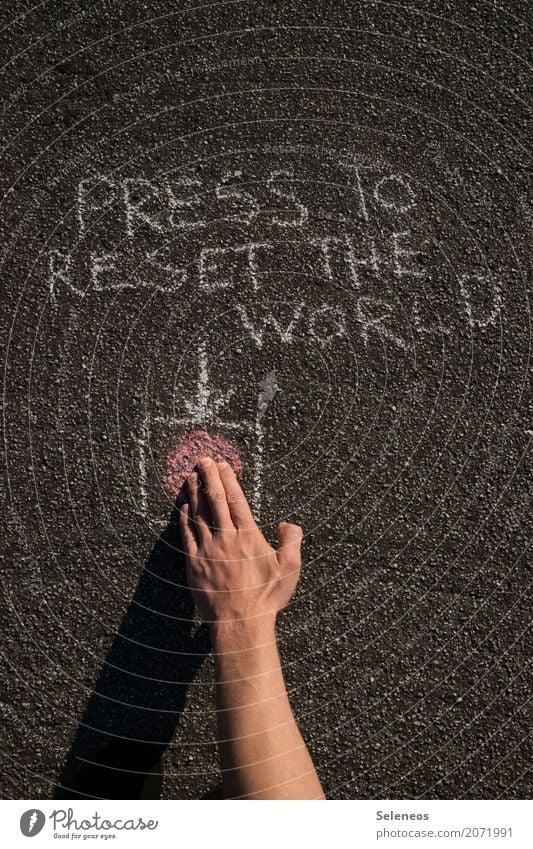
xmin=163 ymin=428 xmax=242 ymax=502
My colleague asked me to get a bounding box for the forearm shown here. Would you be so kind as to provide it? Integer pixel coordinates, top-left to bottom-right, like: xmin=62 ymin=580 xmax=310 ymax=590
xmin=212 ymin=619 xmax=325 ymax=800
xmin=179 ymin=457 xmax=322 ymax=799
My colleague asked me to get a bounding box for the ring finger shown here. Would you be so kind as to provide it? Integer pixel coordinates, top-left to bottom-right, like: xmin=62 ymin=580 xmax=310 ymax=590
xmin=187 ymin=471 xmax=212 ymax=542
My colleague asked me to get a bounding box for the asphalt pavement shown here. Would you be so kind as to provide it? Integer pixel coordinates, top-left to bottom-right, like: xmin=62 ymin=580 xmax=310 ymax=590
xmin=0 ymin=0 xmax=530 ymax=799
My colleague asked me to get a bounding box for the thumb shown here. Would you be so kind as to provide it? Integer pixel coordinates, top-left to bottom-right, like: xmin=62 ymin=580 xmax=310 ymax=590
xmin=276 ymin=521 xmax=303 ymax=573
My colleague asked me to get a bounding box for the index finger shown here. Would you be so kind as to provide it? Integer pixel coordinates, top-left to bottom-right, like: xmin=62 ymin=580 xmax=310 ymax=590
xmin=196 ymin=456 xmax=233 ymax=531
xmin=217 ymin=460 xmax=257 ymax=529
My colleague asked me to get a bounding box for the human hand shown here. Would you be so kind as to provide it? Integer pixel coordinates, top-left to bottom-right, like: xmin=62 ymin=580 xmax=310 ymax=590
xmin=178 ymin=457 xmax=302 ymax=641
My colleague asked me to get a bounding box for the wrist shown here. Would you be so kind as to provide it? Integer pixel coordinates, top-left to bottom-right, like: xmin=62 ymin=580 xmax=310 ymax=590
xmin=210 ymin=614 xmax=277 ymax=653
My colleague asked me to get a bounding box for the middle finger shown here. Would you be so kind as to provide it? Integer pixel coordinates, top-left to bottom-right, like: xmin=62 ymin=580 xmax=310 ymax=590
xmin=197 ymin=456 xmax=233 ymax=531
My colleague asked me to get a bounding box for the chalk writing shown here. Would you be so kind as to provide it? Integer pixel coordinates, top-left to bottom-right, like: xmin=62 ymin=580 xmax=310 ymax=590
xmin=307 ymin=304 xmax=347 ymax=344
xmin=199 ymin=242 xmax=267 ymax=293
xmin=267 ymin=169 xmax=309 ymax=227
xmin=50 ymin=228 xmax=427 ymax=298
xmin=458 ymin=272 xmax=502 ymax=330
xmin=235 ymin=303 xmax=304 ymax=349
xmin=167 ymin=175 xmax=204 ymax=229
xmin=373 ymin=174 xmax=416 ymax=213
xmin=123 ymin=177 xmax=167 ymax=237
xmin=314 ymin=234 xmax=379 ymax=288
xmin=392 ymin=231 xmax=424 ymax=279
xmin=48 ymin=249 xmax=83 ymax=300
xmin=355 ymin=297 xmax=408 ymax=350
xmin=138 ymin=343 xmax=271 ymax=520
xmin=257 ymin=371 xmax=279 ymax=421
xmin=215 ymin=170 xmax=259 ymax=224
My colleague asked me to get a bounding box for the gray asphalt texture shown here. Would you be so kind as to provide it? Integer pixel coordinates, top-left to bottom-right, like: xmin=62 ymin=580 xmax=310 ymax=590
xmin=0 ymin=0 xmax=530 ymax=800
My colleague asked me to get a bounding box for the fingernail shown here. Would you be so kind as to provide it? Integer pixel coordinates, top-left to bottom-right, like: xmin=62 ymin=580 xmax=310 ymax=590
xmin=188 ymin=472 xmax=198 ymax=483
xmin=199 ymin=456 xmax=212 ymax=466
xmin=218 ymin=459 xmax=228 ymax=468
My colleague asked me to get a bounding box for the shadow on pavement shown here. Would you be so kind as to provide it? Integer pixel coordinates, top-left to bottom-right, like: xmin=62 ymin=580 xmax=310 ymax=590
xmin=54 ymin=502 xmax=210 ymax=799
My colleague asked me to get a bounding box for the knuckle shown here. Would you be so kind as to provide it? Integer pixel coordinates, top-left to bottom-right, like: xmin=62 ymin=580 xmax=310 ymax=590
xmin=205 ymin=484 xmax=224 ymax=502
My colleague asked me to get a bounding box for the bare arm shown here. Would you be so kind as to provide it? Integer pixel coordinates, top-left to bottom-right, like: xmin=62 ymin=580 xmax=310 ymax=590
xmin=179 ymin=456 xmax=325 ymax=800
